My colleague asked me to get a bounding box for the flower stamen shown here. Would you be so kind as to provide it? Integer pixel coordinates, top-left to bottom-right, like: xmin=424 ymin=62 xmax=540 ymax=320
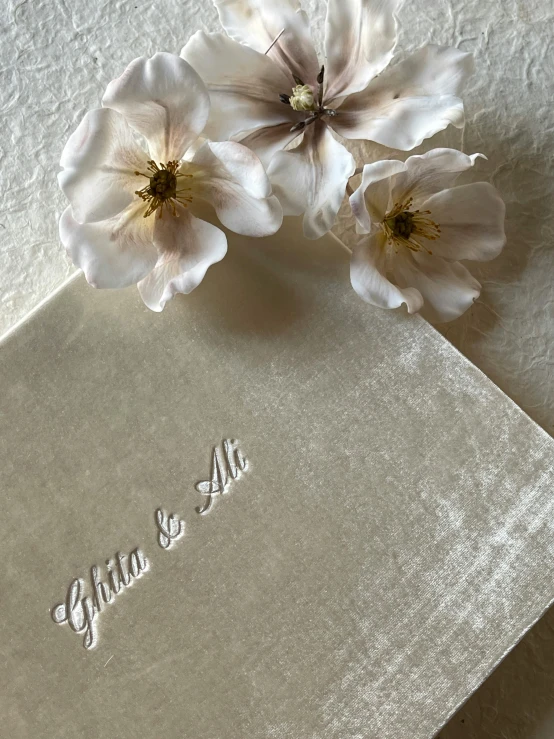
xmin=317 ymin=65 xmax=325 ymax=106
xmin=279 ymin=65 xmax=337 ymax=132
xmin=289 ymin=84 xmax=316 ymax=112
xmin=382 ymin=198 xmax=441 ymax=255
xmin=134 ymin=160 xmax=193 ymax=218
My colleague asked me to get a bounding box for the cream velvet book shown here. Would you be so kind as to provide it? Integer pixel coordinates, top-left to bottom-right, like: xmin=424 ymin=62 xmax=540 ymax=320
xmin=1 ymin=220 xmax=554 ymax=739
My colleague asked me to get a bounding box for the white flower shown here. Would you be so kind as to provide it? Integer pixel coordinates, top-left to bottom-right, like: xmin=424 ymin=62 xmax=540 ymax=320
xmin=181 ymin=0 xmax=474 ymax=240
xmin=349 ymin=149 xmax=506 ymax=323
xmin=58 ymin=52 xmax=283 ymax=312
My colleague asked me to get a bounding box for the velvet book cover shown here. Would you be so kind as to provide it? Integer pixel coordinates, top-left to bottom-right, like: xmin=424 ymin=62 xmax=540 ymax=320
xmin=1 ymin=222 xmax=553 ymax=738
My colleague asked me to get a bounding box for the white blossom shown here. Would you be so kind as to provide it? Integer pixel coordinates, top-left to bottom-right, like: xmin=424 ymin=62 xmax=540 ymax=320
xmin=182 ymin=0 xmax=474 ymax=240
xmin=349 ymin=149 xmax=506 ymax=323
xmin=58 ymin=52 xmax=282 ymax=311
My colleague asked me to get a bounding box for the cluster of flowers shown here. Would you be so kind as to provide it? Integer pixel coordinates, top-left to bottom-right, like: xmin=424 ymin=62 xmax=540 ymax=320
xmin=59 ymin=0 xmax=506 ymax=322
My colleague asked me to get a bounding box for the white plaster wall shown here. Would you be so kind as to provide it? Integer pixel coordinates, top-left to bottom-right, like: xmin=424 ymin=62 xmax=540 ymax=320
xmin=1 ymin=0 xmax=553 ymax=736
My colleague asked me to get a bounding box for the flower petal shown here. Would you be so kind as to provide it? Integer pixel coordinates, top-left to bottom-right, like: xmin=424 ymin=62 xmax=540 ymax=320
xmin=58 ymin=108 xmax=146 ymax=224
xmin=59 ymin=203 xmax=157 ymax=289
xmin=350 ymin=159 xmax=407 ymax=233
xmin=190 ymin=142 xmax=283 ymax=236
xmin=391 ymin=148 xmax=485 ymax=207
xmin=191 ymin=141 xmax=271 ymax=199
xmin=421 ymin=182 xmax=506 ymax=262
xmin=392 ymin=250 xmax=481 ymax=323
xmin=213 ymin=0 xmax=320 ymax=86
xmin=137 ymin=208 xmax=227 ymax=311
xmin=351 ymin=231 xmax=424 ymax=312
xmin=324 ymin=0 xmax=401 ymax=101
xmin=102 ymin=52 xmax=209 ymax=162
xmin=267 ymin=122 xmax=356 ymax=240
xmin=331 ymin=45 xmax=474 ymax=150
xmin=236 ymin=123 xmax=303 ymax=168
xmin=181 ymin=32 xmax=298 ymax=143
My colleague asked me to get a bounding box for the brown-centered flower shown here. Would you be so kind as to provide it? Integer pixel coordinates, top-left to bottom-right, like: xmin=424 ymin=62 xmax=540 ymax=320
xmin=58 ymin=53 xmax=282 ymax=311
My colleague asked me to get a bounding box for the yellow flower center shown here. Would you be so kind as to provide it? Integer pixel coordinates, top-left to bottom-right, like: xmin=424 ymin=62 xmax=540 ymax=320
xmin=289 ymin=84 xmax=316 ymax=112
xmin=278 ymin=68 xmax=337 ymax=132
xmin=382 ymin=198 xmax=441 ymax=255
xmin=134 ymin=160 xmax=193 ymax=218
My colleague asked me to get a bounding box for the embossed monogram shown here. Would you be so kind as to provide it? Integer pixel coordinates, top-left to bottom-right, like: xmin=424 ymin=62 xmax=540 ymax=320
xmin=51 ymin=549 xmax=149 ymax=649
xmin=195 ymin=439 xmax=248 ymax=515
xmin=156 ymin=508 xmax=185 ymax=549
xmin=51 ymin=437 xmax=249 ymax=651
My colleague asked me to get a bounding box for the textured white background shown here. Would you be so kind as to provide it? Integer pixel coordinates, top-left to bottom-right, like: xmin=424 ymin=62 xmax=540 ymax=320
xmin=1 ymin=0 xmax=553 ymax=736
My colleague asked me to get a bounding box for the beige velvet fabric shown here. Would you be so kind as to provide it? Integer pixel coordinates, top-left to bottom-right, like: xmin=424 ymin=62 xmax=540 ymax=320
xmin=1 ymin=220 xmax=554 ymax=738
